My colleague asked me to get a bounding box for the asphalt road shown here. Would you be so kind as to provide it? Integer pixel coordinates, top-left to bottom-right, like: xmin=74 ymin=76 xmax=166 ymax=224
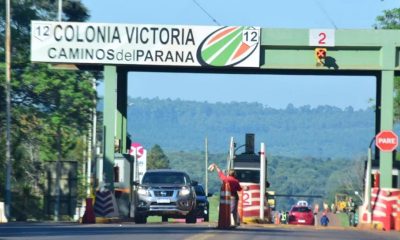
xmin=0 ymin=222 xmax=398 ymax=240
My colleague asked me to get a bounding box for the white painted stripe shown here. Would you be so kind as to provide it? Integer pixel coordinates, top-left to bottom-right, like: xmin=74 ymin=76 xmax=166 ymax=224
xmin=373 ymin=211 xmax=386 ymax=217
xmin=244 ymin=206 xmax=268 ymax=211
xmin=246 ymin=198 xmax=260 ymax=202
xmin=373 ymin=196 xmax=400 ymax=202
xmin=373 ymin=202 xmax=387 ymax=208
xmin=220 ymin=192 xmax=231 ymax=197
xmin=245 ymin=190 xmax=261 ymax=194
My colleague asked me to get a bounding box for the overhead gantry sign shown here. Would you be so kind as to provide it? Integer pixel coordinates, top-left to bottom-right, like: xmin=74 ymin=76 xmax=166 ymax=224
xmin=31 ymin=21 xmax=260 ymax=68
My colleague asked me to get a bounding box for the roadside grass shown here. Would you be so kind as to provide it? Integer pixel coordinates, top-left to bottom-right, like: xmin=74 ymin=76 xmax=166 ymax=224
xmin=336 ymin=213 xmax=349 ymax=227
xmin=208 ymin=195 xmax=219 ymax=222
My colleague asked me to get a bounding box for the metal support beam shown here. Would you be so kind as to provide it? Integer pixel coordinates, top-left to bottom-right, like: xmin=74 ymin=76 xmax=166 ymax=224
xmin=379 ymin=70 xmax=394 ymax=188
xmin=103 ymin=65 xmax=117 ymax=190
xmin=116 ymin=70 xmax=128 ymax=154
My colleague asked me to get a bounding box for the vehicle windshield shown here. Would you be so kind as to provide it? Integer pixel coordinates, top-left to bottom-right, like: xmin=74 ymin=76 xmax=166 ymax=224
xmin=235 ymin=169 xmax=260 ymax=183
xmin=142 ymin=172 xmax=188 ymax=185
xmin=291 ymin=207 xmax=311 ymax=213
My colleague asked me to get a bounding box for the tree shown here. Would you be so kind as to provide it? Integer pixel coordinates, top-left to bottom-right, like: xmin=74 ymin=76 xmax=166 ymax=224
xmin=0 ymin=0 xmax=96 ymax=220
xmin=21 ymin=64 xmax=95 ymax=219
xmin=147 ymin=144 xmax=170 ymax=170
xmin=374 ymin=8 xmax=400 ymax=30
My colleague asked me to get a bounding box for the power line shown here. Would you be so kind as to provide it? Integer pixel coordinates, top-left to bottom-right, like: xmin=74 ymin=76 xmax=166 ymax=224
xmin=314 ymin=0 xmax=338 ymax=29
xmin=191 ymin=0 xmax=221 ymax=26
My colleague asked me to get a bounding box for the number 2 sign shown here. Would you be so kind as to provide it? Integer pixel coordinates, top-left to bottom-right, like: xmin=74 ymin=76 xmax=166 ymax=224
xmin=309 ymin=29 xmax=335 ymax=47
xmin=242 ymin=192 xmax=252 ymax=206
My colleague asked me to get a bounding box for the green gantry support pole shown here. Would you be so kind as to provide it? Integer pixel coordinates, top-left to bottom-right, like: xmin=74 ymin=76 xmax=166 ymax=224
xmin=103 ymin=65 xmax=117 ymax=190
xmin=116 ymin=70 xmax=128 ymax=154
xmin=379 ymin=70 xmax=394 ymax=188
xmin=379 ymin=44 xmax=395 ymax=189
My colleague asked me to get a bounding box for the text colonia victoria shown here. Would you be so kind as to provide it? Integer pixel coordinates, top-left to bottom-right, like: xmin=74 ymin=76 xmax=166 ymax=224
xmin=48 ymin=24 xmax=196 ymax=64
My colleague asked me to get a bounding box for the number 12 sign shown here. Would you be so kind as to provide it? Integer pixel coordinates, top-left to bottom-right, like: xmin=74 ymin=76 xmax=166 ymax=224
xmin=309 ymin=29 xmax=335 ymax=47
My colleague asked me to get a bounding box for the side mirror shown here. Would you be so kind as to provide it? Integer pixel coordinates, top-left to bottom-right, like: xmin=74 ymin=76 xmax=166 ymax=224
xmin=191 ymin=180 xmax=198 ymax=186
xmin=132 ymin=181 xmax=139 ymax=186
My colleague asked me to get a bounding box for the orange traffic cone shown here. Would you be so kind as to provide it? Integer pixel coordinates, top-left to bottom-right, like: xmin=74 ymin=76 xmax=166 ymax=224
xmin=82 ymin=198 xmax=96 ymax=224
xmin=218 ymin=181 xmax=231 ymax=229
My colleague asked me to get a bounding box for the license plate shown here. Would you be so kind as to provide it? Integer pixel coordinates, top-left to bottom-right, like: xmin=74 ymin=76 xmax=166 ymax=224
xmin=298 ymin=219 xmax=306 ymax=223
xmin=157 ymin=198 xmax=170 ymax=203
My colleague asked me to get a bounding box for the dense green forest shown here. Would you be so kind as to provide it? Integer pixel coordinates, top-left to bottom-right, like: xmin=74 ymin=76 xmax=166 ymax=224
xmin=126 ymin=97 xmax=376 ymax=159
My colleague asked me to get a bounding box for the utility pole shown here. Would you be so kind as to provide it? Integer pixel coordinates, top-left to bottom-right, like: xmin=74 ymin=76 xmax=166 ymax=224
xmin=58 ymin=0 xmax=62 ymax=21
xmin=365 ymin=137 xmax=375 ymax=224
xmin=87 ymin=78 xmax=97 ymax=196
xmin=5 ymin=0 xmax=12 ymax=220
xmin=54 ymin=0 xmax=63 ymax=221
xmin=205 ymin=137 xmax=208 ymax=196
xmin=260 ymin=143 xmax=266 ymax=220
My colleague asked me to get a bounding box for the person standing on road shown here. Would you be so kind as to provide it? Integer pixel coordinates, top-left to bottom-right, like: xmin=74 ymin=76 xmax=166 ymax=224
xmin=347 ymin=197 xmax=356 ymax=227
xmin=320 ymin=211 xmax=329 ymax=227
xmin=209 ymin=163 xmax=243 ymax=227
xmin=331 ymin=202 xmax=336 ymax=214
xmin=313 ymin=203 xmax=319 ymax=226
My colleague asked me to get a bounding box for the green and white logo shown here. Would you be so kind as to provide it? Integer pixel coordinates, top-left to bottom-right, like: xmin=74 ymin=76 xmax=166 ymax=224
xmin=197 ymin=26 xmax=260 ymax=67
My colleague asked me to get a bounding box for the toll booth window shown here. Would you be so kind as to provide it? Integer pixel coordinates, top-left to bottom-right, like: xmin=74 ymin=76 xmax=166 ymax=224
xmin=235 ymin=170 xmax=260 ymax=183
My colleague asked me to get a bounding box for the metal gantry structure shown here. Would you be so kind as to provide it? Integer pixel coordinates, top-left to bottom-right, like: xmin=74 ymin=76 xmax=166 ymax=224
xmin=28 ymin=22 xmax=400 ymax=192
xmin=102 ymin=28 xmax=399 ymax=189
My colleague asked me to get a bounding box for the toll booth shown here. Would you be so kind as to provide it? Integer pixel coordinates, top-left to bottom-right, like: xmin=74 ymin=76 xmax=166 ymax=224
xmin=371 ymin=158 xmax=400 ymax=189
xmin=233 ymin=133 xmax=271 ymax=222
xmin=96 ymin=153 xmax=134 ymax=218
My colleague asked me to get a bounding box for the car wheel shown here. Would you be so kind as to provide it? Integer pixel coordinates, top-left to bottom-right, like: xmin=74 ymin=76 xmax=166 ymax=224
xmin=204 ymin=203 xmax=209 ymax=222
xmin=185 ymin=212 xmax=197 ymax=224
xmin=162 ymin=216 xmax=168 ymax=222
xmin=135 ymin=214 xmax=147 ymax=224
xmin=204 ymin=213 xmax=209 ymax=222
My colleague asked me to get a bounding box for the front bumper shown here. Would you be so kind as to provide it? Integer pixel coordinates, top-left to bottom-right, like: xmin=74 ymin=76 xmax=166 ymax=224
xmin=136 ymin=188 xmax=195 ymax=216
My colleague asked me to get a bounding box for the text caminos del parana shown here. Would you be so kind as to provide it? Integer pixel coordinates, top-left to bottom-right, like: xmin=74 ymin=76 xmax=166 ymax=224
xmin=47 ymin=24 xmax=196 ymax=63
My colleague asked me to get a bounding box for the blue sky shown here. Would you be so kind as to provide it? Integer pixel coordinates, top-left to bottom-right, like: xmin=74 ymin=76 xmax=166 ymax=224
xmin=82 ymin=0 xmax=398 ymax=109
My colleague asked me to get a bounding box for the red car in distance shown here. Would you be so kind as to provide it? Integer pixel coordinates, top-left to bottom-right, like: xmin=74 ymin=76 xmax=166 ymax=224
xmin=288 ymin=205 xmax=315 ymax=225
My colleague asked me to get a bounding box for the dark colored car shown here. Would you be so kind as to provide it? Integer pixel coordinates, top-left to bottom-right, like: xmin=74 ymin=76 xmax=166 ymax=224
xmin=288 ymin=205 xmax=315 ymax=225
xmin=134 ymin=169 xmax=197 ymax=224
xmin=194 ymin=184 xmax=212 ymax=222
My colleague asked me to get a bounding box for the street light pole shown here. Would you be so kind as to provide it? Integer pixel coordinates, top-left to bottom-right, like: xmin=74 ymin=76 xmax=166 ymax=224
xmin=365 ymin=137 xmax=375 ymax=224
xmin=58 ymin=0 xmax=62 ymax=21
xmin=5 ymin=0 xmax=12 ymax=220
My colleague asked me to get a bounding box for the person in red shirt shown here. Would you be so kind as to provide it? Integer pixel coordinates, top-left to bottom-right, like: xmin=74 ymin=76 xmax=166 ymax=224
xmin=210 ymin=163 xmax=243 ymax=226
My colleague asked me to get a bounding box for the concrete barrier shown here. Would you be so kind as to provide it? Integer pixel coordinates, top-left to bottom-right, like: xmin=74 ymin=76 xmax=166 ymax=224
xmin=0 ymin=202 xmax=8 ymax=223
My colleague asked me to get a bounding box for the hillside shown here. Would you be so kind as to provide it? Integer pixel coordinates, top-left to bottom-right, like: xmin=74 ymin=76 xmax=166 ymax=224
xmin=126 ymin=97 xmax=375 ymax=159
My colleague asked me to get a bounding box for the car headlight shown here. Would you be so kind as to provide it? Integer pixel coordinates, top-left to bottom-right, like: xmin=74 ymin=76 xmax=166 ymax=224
xmin=137 ymin=187 xmax=149 ymax=196
xmin=179 ymin=187 xmax=191 ymax=196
